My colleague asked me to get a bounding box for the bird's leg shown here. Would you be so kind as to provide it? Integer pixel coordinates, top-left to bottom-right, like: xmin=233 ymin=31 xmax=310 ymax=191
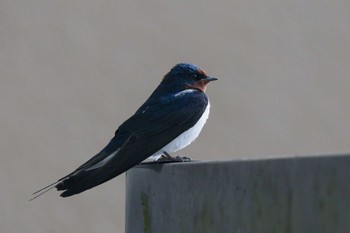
xmin=157 ymin=151 xmax=191 ymax=162
xmin=162 ymin=151 xmax=174 ymax=160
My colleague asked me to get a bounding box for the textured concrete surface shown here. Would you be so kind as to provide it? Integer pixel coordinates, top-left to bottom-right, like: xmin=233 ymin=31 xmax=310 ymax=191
xmin=126 ymin=155 xmax=350 ymax=233
xmin=2 ymin=1 xmax=350 ymax=232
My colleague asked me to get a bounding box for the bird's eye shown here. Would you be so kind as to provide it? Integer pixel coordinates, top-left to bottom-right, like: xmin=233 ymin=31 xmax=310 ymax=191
xmin=192 ymin=74 xmax=198 ymax=79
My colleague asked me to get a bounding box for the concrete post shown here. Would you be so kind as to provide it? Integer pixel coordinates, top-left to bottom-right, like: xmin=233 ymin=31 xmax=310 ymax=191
xmin=125 ymin=154 xmax=350 ymax=233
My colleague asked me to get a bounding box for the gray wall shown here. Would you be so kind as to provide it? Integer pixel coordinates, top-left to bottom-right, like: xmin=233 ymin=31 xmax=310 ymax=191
xmin=126 ymin=155 xmax=350 ymax=233
xmin=1 ymin=1 xmax=350 ymax=233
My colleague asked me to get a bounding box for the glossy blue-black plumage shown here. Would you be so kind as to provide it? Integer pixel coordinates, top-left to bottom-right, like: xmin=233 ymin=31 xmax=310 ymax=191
xmin=52 ymin=63 xmax=216 ymax=197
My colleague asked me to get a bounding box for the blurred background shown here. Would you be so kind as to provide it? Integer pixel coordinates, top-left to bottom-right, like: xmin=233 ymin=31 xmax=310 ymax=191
xmin=1 ymin=1 xmax=350 ymax=232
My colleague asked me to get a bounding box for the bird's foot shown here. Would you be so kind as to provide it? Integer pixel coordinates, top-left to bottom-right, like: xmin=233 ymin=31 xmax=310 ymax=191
xmin=157 ymin=151 xmax=191 ymax=162
xmin=174 ymin=156 xmax=192 ymax=162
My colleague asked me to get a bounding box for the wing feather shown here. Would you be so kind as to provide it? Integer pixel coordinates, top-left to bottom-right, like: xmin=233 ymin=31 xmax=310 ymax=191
xmin=58 ymin=90 xmax=208 ymax=197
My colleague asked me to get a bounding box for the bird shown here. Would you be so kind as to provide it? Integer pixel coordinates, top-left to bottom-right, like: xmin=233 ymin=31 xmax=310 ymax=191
xmin=31 ymin=63 xmax=217 ymax=200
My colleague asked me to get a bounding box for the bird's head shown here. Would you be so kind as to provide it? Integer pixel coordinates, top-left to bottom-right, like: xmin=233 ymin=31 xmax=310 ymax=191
xmin=161 ymin=63 xmax=218 ymax=92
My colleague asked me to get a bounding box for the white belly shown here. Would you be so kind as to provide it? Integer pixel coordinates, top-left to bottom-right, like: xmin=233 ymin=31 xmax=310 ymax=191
xmin=150 ymin=101 xmax=210 ymax=160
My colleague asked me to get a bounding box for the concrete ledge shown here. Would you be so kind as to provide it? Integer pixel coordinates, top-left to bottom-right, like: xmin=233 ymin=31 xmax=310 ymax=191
xmin=125 ymin=154 xmax=350 ymax=233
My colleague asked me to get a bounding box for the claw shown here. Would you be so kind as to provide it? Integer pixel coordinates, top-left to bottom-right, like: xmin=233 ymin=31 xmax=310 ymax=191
xmin=174 ymin=156 xmax=191 ymax=162
xmin=156 ymin=151 xmax=192 ymax=162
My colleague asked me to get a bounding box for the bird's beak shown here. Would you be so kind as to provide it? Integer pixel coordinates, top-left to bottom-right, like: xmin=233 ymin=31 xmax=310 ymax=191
xmin=203 ymin=76 xmax=218 ymax=82
xmin=188 ymin=75 xmax=218 ymax=92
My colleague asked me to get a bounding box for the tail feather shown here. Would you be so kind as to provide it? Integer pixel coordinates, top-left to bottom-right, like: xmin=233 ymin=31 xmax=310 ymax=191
xmin=30 ymin=170 xmax=97 ymax=199
xmin=29 ymin=180 xmax=61 ymax=201
xmin=55 ymin=170 xmax=100 ymax=197
xmin=55 ymin=176 xmax=77 ymax=191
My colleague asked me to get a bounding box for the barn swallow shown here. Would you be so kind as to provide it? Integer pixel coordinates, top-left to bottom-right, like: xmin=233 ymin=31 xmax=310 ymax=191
xmin=31 ymin=63 xmax=217 ymax=199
